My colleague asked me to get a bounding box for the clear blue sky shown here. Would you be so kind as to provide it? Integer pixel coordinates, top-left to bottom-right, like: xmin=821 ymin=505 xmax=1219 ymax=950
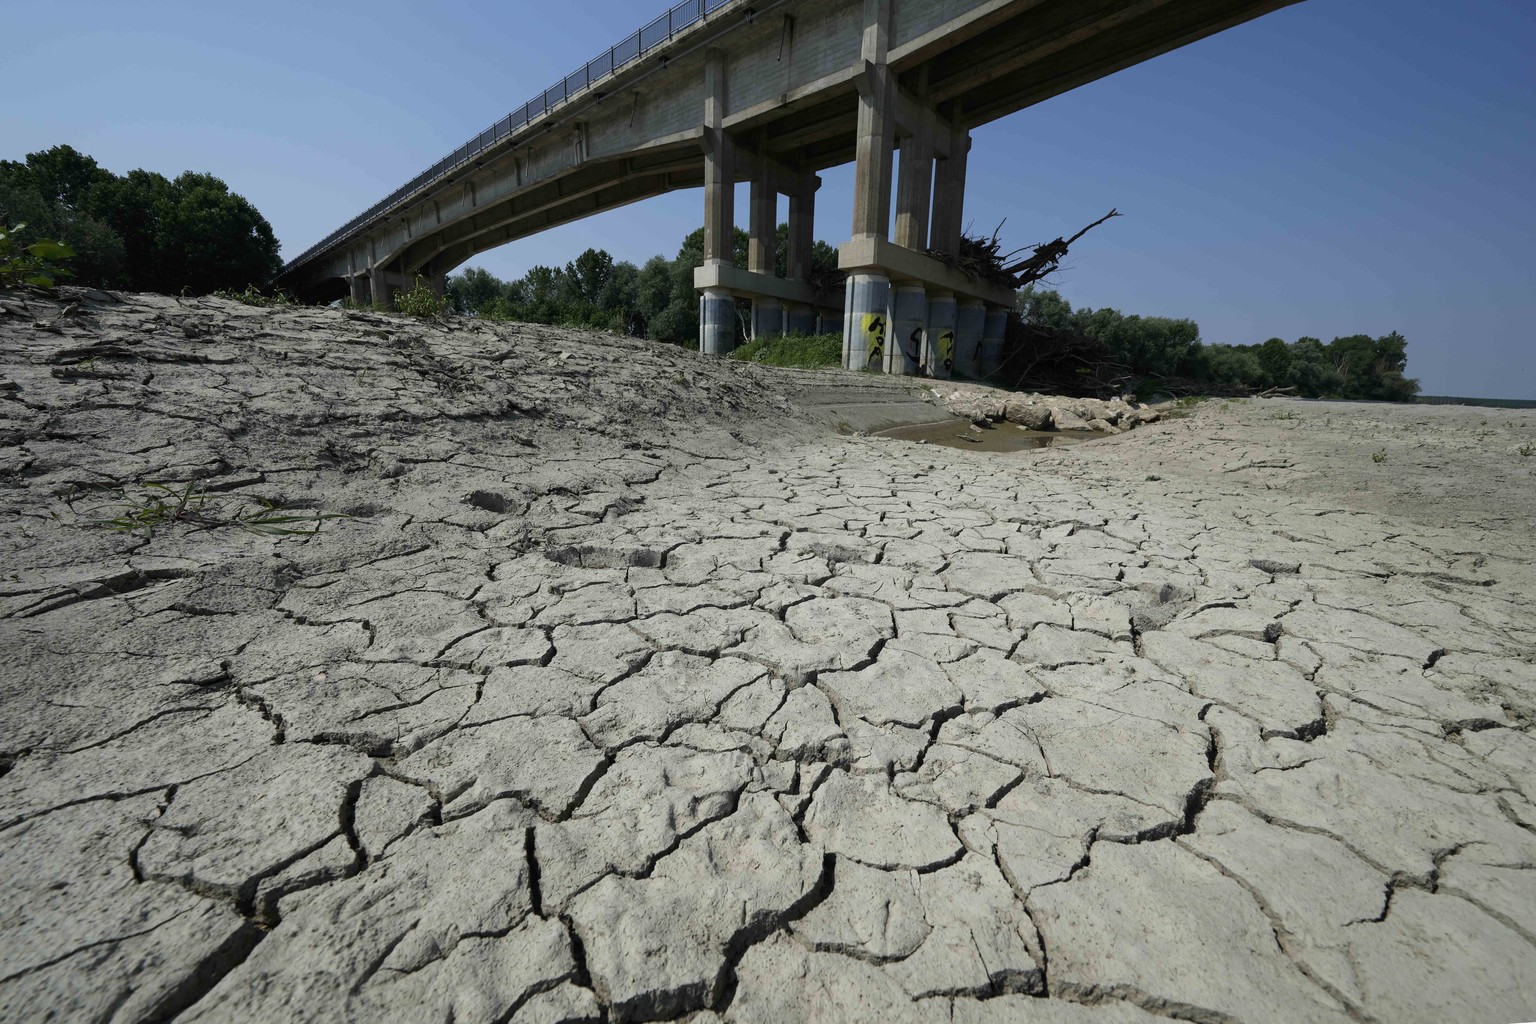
xmin=7 ymin=0 xmax=1534 ymax=398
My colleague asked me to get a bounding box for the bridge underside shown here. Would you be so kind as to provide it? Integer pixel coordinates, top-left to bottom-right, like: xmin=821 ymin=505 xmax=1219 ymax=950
xmin=278 ymin=0 xmax=1299 ymax=377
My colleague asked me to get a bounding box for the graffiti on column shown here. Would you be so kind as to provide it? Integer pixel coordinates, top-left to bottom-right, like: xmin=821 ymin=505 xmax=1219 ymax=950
xmin=862 ymin=313 xmax=887 ymax=371
xmin=939 ymin=330 xmax=956 ymax=375
xmin=907 ymin=328 xmax=923 ymax=371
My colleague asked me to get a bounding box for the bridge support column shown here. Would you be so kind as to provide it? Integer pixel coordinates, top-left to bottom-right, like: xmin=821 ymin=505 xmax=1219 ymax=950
xmin=926 ymin=290 xmax=957 ymax=379
xmin=955 ymin=299 xmax=986 ymax=378
xmin=980 ymin=305 xmax=1009 ymax=378
xmin=889 ymin=284 xmax=926 ymax=376
xmin=931 ymin=129 xmax=971 ymax=256
xmin=894 ymin=128 xmax=933 ymax=253
xmin=751 ymin=301 xmax=784 ymax=341
xmin=368 ymin=267 xmax=392 ymax=309
xmin=844 ymin=272 xmax=890 ymax=373
xmin=747 ymin=149 xmax=782 ymax=341
xmin=842 ymin=0 xmax=895 ymax=369
xmin=787 ymin=175 xmax=818 ymax=335
xmin=786 ymin=305 xmax=817 ymax=335
xmin=699 ymin=48 xmax=738 ymax=354
xmin=700 ymin=289 xmax=735 ymax=357
xmin=349 ymin=275 xmax=368 ymax=307
xmin=427 ymin=273 xmax=446 ymax=298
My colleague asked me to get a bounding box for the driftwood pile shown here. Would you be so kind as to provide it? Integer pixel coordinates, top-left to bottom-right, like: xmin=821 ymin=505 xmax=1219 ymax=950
xmin=926 ymin=210 xmax=1121 ymax=290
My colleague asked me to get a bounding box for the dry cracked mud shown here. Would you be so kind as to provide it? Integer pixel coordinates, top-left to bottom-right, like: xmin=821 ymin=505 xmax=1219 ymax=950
xmin=1 ymin=289 xmax=1533 ymax=1024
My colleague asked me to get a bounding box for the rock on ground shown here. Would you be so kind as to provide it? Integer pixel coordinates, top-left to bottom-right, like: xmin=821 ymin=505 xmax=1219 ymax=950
xmin=1 ymin=289 xmax=1534 ymax=1023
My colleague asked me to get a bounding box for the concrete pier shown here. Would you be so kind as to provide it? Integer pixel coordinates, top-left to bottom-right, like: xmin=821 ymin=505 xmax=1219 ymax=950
xmin=699 ymin=49 xmax=737 ymax=354
xmin=747 ymin=149 xmax=780 ymax=341
xmin=889 ymin=284 xmax=927 ymax=376
xmin=981 ymin=305 xmax=1010 ymax=377
xmin=368 ymin=268 xmax=391 ymax=309
xmin=751 ymin=301 xmax=784 ymax=341
xmin=786 ymin=305 xmax=817 ymax=336
xmin=845 ymin=272 xmax=890 ymax=372
xmin=926 ymin=290 xmax=958 ymax=379
xmin=930 ymin=128 xmax=970 ymax=257
xmin=700 ymin=289 xmax=735 ymax=356
xmin=955 ymin=299 xmax=986 ymax=378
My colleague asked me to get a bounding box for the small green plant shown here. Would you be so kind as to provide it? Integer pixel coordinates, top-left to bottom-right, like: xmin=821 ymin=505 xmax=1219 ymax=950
xmin=213 ymin=284 xmax=297 ymax=307
xmin=1371 ymin=448 xmax=1388 ymax=463
xmin=68 ymin=481 xmax=353 ymax=539
xmin=1520 ymin=443 xmax=1534 ymax=457
xmin=393 ymin=276 xmax=451 ymax=319
xmin=0 ymin=223 xmax=75 ymax=290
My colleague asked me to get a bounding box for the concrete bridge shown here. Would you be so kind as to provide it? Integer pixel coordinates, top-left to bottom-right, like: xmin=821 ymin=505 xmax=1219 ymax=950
xmin=275 ymin=0 xmax=1300 ymax=377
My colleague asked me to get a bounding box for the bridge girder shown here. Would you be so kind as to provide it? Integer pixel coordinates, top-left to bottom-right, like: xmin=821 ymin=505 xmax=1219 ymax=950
xmin=277 ymin=0 xmax=1304 ymax=318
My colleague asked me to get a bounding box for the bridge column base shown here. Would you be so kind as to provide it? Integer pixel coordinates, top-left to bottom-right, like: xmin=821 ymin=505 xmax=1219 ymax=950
xmin=750 ymin=300 xmax=784 ymax=342
xmin=980 ymin=305 xmax=1010 ymax=378
xmin=700 ymin=287 xmax=736 ymax=356
xmin=926 ymin=290 xmax=958 ymax=380
xmin=954 ymin=299 xmax=986 ymax=379
xmin=786 ymin=305 xmax=817 ymax=336
xmin=349 ymin=275 xmax=368 ymax=307
xmin=889 ymin=284 xmax=926 ymax=376
xmin=843 ymin=272 xmax=891 ymax=372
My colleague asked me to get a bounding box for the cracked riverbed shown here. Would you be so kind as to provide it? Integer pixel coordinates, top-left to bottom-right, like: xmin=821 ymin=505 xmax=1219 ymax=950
xmin=1 ymin=290 xmax=1533 ymax=1023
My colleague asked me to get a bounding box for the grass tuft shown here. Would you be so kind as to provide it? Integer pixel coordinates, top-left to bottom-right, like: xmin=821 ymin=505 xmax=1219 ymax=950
xmin=66 ymin=481 xmax=354 ymax=539
xmin=213 ymin=285 xmax=298 ymax=308
xmin=728 ymin=332 xmax=842 ymax=369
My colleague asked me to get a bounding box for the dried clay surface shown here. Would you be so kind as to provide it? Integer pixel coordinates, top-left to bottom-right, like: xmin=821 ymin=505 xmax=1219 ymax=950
xmin=1 ymin=289 xmax=1534 ymax=1024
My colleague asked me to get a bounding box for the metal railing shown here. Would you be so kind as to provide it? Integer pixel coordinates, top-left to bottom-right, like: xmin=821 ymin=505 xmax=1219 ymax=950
xmin=282 ymin=0 xmax=739 ymax=275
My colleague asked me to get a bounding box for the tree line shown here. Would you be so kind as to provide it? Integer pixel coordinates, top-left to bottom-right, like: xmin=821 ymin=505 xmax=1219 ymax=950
xmin=1017 ymin=287 xmax=1418 ymax=401
xmin=0 ymin=145 xmax=281 ymax=294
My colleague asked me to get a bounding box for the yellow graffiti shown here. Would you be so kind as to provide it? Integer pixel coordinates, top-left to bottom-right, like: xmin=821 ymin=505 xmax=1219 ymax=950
xmin=862 ymin=313 xmax=887 ymax=370
xmin=938 ymin=330 xmax=956 ymax=373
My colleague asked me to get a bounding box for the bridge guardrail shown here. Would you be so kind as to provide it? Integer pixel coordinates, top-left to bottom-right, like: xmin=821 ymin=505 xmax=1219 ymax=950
xmin=282 ymin=0 xmax=737 ymax=277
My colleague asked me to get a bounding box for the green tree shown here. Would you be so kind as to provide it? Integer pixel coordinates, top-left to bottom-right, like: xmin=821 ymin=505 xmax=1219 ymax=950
xmin=154 ymin=172 xmax=281 ymax=294
xmin=1256 ymin=337 xmax=1292 ymax=388
xmin=445 ymin=266 xmax=506 ymax=314
xmin=3 ymin=148 xmax=281 ymax=294
xmin=1369 ymin=331 xmax=1420 ymax=401
xmin=86 ymin=169 xmax=177 ymax=290
xmin=1017 ymin=286 xmax=1074 ymax=330
xmin=1286 ymin=336 xmax=1339 ymax=397
xmin=0 ymin=145 xmax=111 ymax=208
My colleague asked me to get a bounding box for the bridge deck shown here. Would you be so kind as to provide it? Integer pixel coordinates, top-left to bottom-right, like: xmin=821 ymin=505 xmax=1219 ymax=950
xmin=277 ymin=0 xmax=1300 ymax=302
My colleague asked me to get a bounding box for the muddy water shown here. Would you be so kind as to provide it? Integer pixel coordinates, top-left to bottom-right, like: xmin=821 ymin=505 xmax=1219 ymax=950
xmin=877 ymin=418 xmax=1099 ymax=453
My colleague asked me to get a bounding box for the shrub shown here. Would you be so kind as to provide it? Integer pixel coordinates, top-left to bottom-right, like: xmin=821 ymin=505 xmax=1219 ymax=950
xmin=393 ymin=276 xmax=451 ymax=319
xmin=213 ymin=284 xmax=297 ymax=307
xmin=728 ymin=332 xmax=842 ymax=369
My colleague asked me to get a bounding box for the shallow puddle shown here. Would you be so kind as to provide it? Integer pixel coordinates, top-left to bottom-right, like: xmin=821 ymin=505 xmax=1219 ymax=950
xmin=877 ymin=418 xmax=1098 ymax=453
